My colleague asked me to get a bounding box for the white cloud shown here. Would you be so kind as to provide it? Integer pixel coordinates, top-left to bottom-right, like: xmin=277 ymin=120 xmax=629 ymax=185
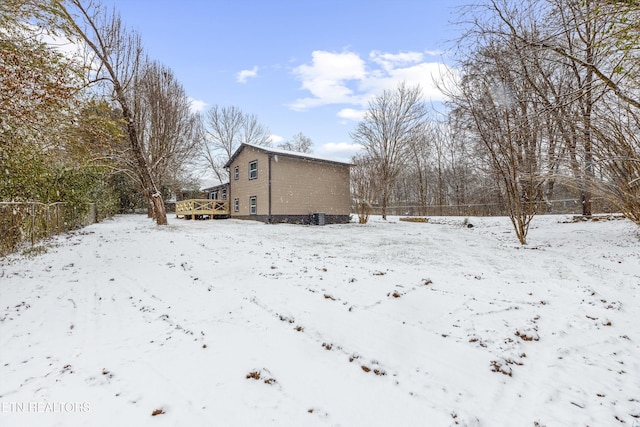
xmin=369 ymin=50 xmax=424 ymax=72
xmin=188 ymin=97 xmax=208 ymax=113
xmin=424 ymin=49 xmax=444 ymax=57
xmin=236 ymin=66 xmax=259 ymax=83
xmin=337 ymin=108 xmax=365 ymax=122
xmin=269 ymin=134 xmax=284 ymax=144
xmin=290 ymin=49 xmax=457 ymax=118
xmin=290 ymin=51 xmax=366 ymax=111
xmin=316 ymin=142 xmax=364 ymax=162
xmin=360 ymin=62 xmax=454 ymax=103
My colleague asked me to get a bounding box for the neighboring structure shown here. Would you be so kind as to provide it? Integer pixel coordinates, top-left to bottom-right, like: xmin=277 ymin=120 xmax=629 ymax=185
xmin=223 ymin=143 xmax=351 ymax=224
xmin=202 ymin=183 xmax=229 ymax=201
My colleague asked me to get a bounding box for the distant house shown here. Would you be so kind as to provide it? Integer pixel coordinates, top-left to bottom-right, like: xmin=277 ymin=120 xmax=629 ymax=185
xmin=223 ymin=143 xmax=351 ymax=224
xmin=202 ymin=183 xmax=229 ymax=201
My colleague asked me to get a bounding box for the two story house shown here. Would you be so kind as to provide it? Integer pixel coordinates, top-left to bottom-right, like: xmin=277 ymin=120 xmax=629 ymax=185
xmin=223 ymin=143 xmax=351 ymax=224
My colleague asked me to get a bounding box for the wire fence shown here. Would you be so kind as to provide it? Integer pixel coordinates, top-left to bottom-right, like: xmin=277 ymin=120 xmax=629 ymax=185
xmin=1 ymin=197 xmax=619 ymax=256
xmin=0 ymin=202 xmax=96 ymax=257
xmin=363 ymin=198 xmax=616 ymax=217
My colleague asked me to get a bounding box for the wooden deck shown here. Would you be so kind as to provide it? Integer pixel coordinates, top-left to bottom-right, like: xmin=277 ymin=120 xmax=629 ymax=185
xmin=176 ymin=199 xmax=230 ymax=219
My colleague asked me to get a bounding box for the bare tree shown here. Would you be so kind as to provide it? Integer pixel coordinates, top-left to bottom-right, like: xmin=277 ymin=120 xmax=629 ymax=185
xmin=402 ymin=124 xmax=431 ymax=215
xmin=429 ymin=121 xmax=449 ymax=215
xmin=445 ymin=0 xmax=640 ymax=241
xmin=240 ymin=112 xmax=272 ymax=146
xmin=428 ymin=119 xmax=477 ymax=215
xmin=351 ymin=82 xmax=428 ymax=219
xmin=494 ymin=0 xmax=640 ymax=110
xmin=485 ymin=0 xmax=640 ymax=219
xmin=202 ymin=105 xmax=271 ymax=182
xmin=60 ymin=0 xmax=168 ymax=224
xmin=593 ymin=99 xmax=640 ymax=224
xmin=278 ymin=132 xmax=313 ymax=153
xmin=447 ymin=22 xmax=550 ymax=244
xmin=351 ymin=153 xmax=378 ymax=224
xmin=541 ymin=0 xmax=640 ymax=220
xmin=134 ymin=60 xmax=202 ymax=210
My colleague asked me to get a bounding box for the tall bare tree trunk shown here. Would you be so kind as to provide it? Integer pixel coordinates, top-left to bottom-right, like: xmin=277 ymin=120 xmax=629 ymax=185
xmin=61 ymin=1 xmax=168 ymax=225
xmin=121 ymin=99 xmax=168 ymax=224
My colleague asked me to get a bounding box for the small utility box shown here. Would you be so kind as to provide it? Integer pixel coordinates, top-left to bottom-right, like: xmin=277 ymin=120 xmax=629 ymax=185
xmin=313 ymin=212 xmax=326 ymax=226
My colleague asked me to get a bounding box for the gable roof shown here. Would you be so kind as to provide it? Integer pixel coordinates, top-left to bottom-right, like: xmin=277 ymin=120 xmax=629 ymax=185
xmin=201 ymin=183 xmax=229 ymax=193
xmin=223 ymin=143 xmax=352 ymax=169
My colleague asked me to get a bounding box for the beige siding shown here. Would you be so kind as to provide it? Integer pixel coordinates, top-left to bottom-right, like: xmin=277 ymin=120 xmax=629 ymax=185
xmin=229 ymin=146 xmax=270 ymax=217
xmin=270 ymin=155 xmax=350 ymax=215
xmin=228 ymin=145 xmax=351 ymax=219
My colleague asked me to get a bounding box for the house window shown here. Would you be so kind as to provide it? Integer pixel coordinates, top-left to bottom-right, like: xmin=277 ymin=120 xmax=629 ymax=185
xmin=221 ymin=188 xmax=227 ymax=200
xmin=234 ymin=166 xmax=239 ymax=180
xmin=211 ymin=190 xmax=218 ymax=200
xmin=249 ymin=196 xmax=257 ymax=215
xmin=249 ymin=160 xmax=258 ymax=180
xmin=234 ymin=198 xmax=239 ymax=212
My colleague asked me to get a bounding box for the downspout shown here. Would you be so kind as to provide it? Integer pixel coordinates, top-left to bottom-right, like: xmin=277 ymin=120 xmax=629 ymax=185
xmin=226 ymin=165 xmax=231 ymax=219
xmin=268 ymin=154 xmax=272 ymax=223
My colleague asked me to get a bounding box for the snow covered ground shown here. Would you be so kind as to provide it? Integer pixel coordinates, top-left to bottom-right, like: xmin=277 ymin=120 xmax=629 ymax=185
xmin=1 ymin=213 xmax=639 ymax=426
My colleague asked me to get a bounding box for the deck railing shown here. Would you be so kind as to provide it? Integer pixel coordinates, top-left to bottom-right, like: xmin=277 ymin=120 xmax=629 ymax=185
xmin=175 ymin=199 xmax=229 ymax=219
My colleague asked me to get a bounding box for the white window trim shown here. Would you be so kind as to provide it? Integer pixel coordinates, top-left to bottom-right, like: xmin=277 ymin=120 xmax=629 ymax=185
xmin=249 ymin=160 xmax=258 ymax=180
xmin=234 ymin=198 xmax=239 ymax=212
xmin=249 ymin=196 xmax=257 ymax=215
xmin=234 ymin=166 xmax=239 ymax=180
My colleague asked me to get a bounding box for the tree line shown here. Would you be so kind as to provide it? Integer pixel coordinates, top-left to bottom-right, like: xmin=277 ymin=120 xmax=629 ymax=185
xmin=352 ymin=0 xmax=640 ymax=244
xmin=1 ymin=0 xmax=201 ymax=225
xmin=1 ymin=0 xmax=309 ymax=228
xmin=3 ymin=0 xmax=638 ymax=244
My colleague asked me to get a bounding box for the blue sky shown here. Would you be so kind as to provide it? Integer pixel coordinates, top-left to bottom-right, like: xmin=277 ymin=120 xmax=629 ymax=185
xmin=102 ymin=0 xmax=465 ymax=161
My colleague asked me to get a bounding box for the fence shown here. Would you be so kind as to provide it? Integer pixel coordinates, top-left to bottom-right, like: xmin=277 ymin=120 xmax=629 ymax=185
xmin=364 ymin=198 xmax=616 ymax=217
xmin=0 ymin=202 xmax=96 ymax=256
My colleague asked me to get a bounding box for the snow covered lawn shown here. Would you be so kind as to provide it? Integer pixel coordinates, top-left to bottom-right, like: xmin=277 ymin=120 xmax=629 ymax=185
xmin=1 ymin=214 xmax=639 ymax=426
